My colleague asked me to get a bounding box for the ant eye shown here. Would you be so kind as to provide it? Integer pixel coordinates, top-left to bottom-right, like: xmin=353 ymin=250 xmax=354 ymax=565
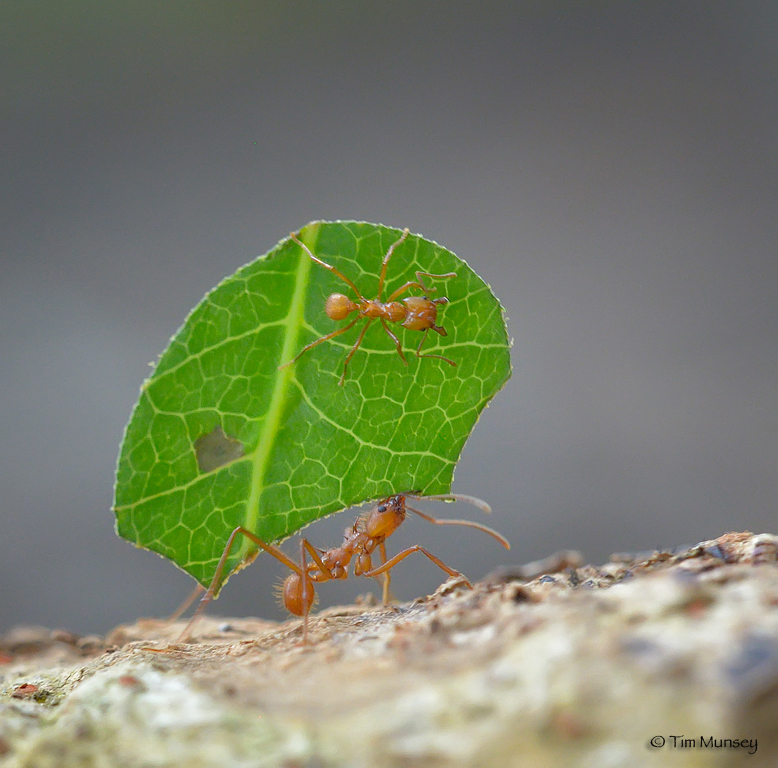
xmin=377 ymin=505 xmax=387 ymax=513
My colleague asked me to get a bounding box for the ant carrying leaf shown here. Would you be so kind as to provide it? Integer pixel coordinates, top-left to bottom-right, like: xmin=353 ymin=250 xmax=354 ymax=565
xmin=280 ymin=228 xmax=457 ymax=385
xmin=174 ymin=493 xmax=509 ymax=644
xmin=114 ymin=222 xmax=512 ymax=627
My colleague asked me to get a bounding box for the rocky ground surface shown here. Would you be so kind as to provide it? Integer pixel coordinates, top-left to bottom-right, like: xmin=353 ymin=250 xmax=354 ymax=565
xmin=2 ymin=531 xmax=778 ymax=768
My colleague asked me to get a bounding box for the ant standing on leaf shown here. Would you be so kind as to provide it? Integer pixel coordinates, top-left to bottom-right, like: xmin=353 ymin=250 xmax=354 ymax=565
xmin=279 ymin=228 xmax=458 ymax=386
xmin=175 ymin=493 xmax=510 ymax=644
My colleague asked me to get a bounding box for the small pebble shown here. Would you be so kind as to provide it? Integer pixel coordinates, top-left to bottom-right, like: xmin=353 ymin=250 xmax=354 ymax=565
xmin=11 ymin=683 xmax=38 ymax=699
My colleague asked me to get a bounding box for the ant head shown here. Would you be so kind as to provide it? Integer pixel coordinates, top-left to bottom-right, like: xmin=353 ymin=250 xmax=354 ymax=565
xmin=325 ymin=293 xmax=357 ymax=320
xmin=363 ymin=495 xmax=407 ymax=539
xmin=386 ymin=495 xmax=406 ymax=513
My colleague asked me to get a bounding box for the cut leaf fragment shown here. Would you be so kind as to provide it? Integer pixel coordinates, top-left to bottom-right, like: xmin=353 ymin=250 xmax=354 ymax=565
xmin=114 ymin=221 xmax=511 ymax=590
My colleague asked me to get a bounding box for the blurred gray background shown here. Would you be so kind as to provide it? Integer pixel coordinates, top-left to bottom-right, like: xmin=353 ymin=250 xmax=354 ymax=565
xmin=2 ymin=2 xmax=777 ymax=635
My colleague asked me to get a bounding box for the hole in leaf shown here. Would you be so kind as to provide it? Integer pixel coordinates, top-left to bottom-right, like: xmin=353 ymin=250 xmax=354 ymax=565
xmin=195 ymin=426 xmax=245 ymax=473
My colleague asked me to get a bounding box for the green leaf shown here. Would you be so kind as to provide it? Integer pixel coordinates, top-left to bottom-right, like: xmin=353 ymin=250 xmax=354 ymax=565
xmin=114 ymin=221 xmax=511 ymax=590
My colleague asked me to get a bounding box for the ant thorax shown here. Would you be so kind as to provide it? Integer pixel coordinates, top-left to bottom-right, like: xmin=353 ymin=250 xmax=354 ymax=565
xmin=359 ymin=299 xmax=388 ymax=319
xmin=384 ymin=301 xmax=407 ymax=323
xmin=314 ymin=548 xmax=349 ymax=581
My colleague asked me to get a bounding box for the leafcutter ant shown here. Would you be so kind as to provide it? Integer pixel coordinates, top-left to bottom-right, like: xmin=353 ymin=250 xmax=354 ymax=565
xmin=175 ymin=493 xmax=510 ymax=644
xmin=279 ymin=228 xmax=457 ymax=385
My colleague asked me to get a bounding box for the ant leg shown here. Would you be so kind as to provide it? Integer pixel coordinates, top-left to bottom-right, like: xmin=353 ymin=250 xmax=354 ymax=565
xmin=176 ymin=526 xmax=303 ymax=643
xmin=279 ymin=315 xmax=360 ymax=370
xmin=363 ymin=545 xmax=472 ymax=588
xmin=339 ymin=319 xmax=373 ymax=385
xmin=416 ymin=329 xmax=456 ymax=366
xmin=385 ymin=271 xmax=457 ymax=302
xmin=299 ymin=539 xmax=312 ymax=644
xmin=167 ymin=584 xmax=205 ymax=622
xmin=378 ymin=541 xmax=394 ymax=604
xmin=301 ymin=540 xmax=331 ymax=577
xmin=386 ymin=281 xmax=425 ymax=302
xmin=295 ymin=537 xmax=342 ymax=644
xmin=376 ymin=228 xmax=410 ymax=301
xmin=290 ymin=232 xmax=364 ymax=299
xmin=380 ymin=319 xmax=408 ymax=366
xmin=406 ymin=505 xmax=510 ymax=549
xmin=415 ymin=270 xmax=457 ymax=294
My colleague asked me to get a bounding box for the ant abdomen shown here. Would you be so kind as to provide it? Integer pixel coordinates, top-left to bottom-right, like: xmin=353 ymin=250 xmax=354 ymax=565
xmin=282 ymin=572 xmax=315 ymax=617
xmin=325 ymin=293 xmax=356 ymax=321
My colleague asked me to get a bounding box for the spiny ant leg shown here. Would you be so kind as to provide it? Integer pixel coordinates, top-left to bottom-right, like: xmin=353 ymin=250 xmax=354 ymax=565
xmin=414 ymin=270 xmax=457 ymax=294
xmin=378 ymin=541 xmax=394 ymax=604
xmin=299 ymin=539 xmax=312 ymax=645
xmin=176 ymin=526 xmax=302 ymax=643
xmin=339 ymin=318 xmax=373 ymax=385
xmin=363 ymin=545 xmax=472 ymax=589
xmin=279 ymin=315 xmax=360 ymax=370
xmin=302 ymin=539 xmax=333 ymax=580
xmin=290 ymin=232 xmax=364 ymax=300
xmin=416 ymin=329 xmax=456 ymax=366
xmin=380 ymin=319 xmax=408 ymax=366
xmin=386 ymin=280 xmax=429 ymax=303
xmin=377 ymin=228 xmax=410 ymax=300
xmin=167 ymin=584 xmax=206 ymax=622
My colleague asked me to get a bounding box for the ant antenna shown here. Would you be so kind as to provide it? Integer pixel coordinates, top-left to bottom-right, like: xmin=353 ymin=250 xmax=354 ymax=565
xmin=407 ymin=492 xmax=492 ymax=515
xmin=404 ymin=496 xmax=510 ymax=550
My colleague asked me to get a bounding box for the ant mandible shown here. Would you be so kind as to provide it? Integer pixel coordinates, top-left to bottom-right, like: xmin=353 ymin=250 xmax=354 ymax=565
xmin=176 ymin=493 xmax=510 ymax=644
xmin=279 ymin=228 xmax=457 ymax=385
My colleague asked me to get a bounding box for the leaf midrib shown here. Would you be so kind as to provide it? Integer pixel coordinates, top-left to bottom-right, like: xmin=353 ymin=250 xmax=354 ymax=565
xmin=242 ymin=225 xmax=317 ymax=540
